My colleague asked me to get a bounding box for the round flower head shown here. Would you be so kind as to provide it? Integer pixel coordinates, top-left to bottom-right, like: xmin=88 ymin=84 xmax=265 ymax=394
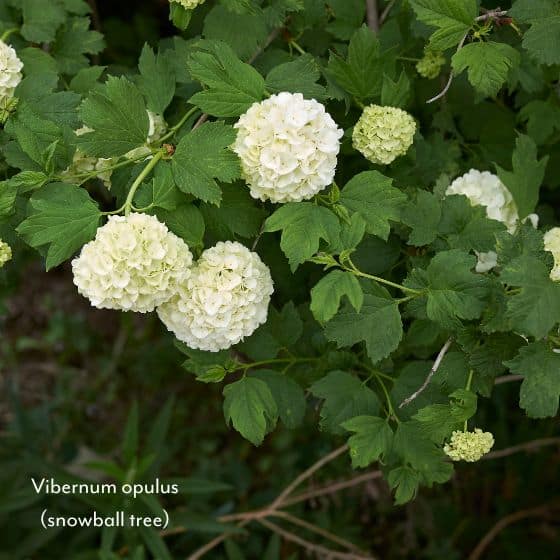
xmin=352 ymin=105 xmax=416 ymax=165
xmin=157 ymin=241 xmax=274 ymax=352
xmin=544 ymin=227 xmax=560 ymax=282
xmin=0 ymin=41 xmax=23 ymax=100
xmin=416 ymin=49 xmax=445 ymax=79
xmin=444 ymin=428 xmax=494 ymax=462
xmin=170 ymin=0 xmax=206 ymax=8
xmin=0 ymin=239 xmax=12 ymax=267
xmin=233 ymin=92 xmax=343 ymax=203
xmin=72 ymin=213 xmax=193 ymax=313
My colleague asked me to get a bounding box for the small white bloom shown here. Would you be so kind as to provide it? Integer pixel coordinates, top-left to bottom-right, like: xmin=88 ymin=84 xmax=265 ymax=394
xmin=72 ymin=213 xmax=193 ymax=313
xmin=475 ymin=251 xmax=498 ymax=273
xmin=157 ymin=241 xmax=274 ymax=352
xmin=352 ymin=105 xmax=416 ymax=165
xmin=170 ymin=0 xmax=206 ymax=8
xmin=0 ymin=239 xmax=12 ymax=267
xmin=444 ymin=428 xmax=494 ymax=462
xmin=544 ymin=227 xmax=560 ymax=282
xmin=233 ymin=92 xmax=343 ymax=203
xmin=0 ymin=40 xmax=23 ymax=100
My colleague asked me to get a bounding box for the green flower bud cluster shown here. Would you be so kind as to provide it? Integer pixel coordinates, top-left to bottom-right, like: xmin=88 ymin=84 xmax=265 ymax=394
xmin=352 ymin=105 xmax=416 ymax=165
xmin=444 ymin=428 xmax=494 ymax=462
xmin=416 ymin=49 xmax=446 ymax=79
xmin=0 ymin=239 xmax=12 ymax=267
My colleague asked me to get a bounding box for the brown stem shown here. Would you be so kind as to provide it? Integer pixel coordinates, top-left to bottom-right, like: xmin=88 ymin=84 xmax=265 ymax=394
xmin=484 ymin=437 xmax=560 ymax=460
xmin=494 ymin=374 xmax=523 ymax=385
xmin=380 ymin=0 xmax=397 ymax=25
xmin=468 ymin=504 xmax=557 ymax=560
xmin=366 ymin=0 xmax=379 ymax=31
xmin=399 ymin=337 xmax=453 ymax=408
xmin=258 ymin=518 xmax=375 ymax=560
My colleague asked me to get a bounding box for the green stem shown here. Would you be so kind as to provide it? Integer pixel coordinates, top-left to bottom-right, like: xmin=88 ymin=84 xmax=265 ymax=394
xmin=158 ymin=106 xmax=199 ymax=144
xmin=289 ymin=40 xmax=307 ymax=55
xmin=238 ymin=356 xmax=318 ymax=373
xmin=464 ymin=369 xmax=474 ymax=430
xmin=1 ymin=28 xmax=18 ymax=42
xmin=344 ymin=258 xmax=423 ymax=296
xmin=397 ymin=56 xmax=421 ymax=62
xmin=124 ymin=150 xmax=164 ymax=215
xmin=374 ymin=374 xmax=400 ymax=423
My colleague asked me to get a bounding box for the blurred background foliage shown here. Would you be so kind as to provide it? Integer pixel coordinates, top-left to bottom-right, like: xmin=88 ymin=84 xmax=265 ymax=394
xmin=0 ymin=0 xmax=559 ymax=558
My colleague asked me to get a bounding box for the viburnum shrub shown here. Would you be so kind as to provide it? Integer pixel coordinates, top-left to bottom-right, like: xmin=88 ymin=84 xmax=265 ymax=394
xmin=1 ymin=0 xmax=560 ymax=509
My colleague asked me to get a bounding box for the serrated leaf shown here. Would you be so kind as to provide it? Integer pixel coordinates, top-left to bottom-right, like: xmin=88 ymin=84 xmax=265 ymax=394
xmin=327 ymin=26 xmax=382 ymax=100
xmin=340 ymin=171 xmax=407 ymax=240
xmin=79 ymin=76 xmax=149 ymax=157
xmin=452 ymin=42 xmax=520 ymax=98
xmin=402 ymin=190 xmax=441 ymax=246
xmin=388 ymin=466 xmax=421 ymax=505
xmin=138 ymin=44 xmax=176 ymax=115
xmin=342 ymin=416 xmax=393 ymax=468
xmin=505 ymin=341 xmax=560 ymax=418
xmin=265 ymin=54 xmax=326 ymax=100
xmin=381 ymin=71 xmax=410 ymax=108
xmin=171 ymin=122 xmax=240 ymax=205
xmin=310 ymin=370 xmax=380 ymax=434
xmin=500 ymin=255 xmax=560 ymax=339
xmin=21 ymin=0 xmax=66 ymax=43
xmin=325 ymin=284 xmax=403 ymax=363
xmin=406 ymin=250 xmax=489 ymax=330
xmin=16 ymin=183 xmax=101 ymax=270
xmin=156 ymin=205 xmax=205 ymax=250
xmin=251 ymin=370 xmax=306 ymax=429
xmin=69 ymin=65 xmax=106 ymax=95
xmin=223 ymin=376 xmax=278 ymax=445
xmin=521 ymin=16 xmax=560 ymax=66
xmin=137 ymin=163 xmax=183 ymax=211
xmin=188 ymin=41 xmax=266 ymax=116
xmin=495 ymin=134 xmax=548 ymax=219
xmin=310 ymin=270 xmax=363 ymax=323
xmin=263 ymin=203 xmax=340 ymax=271
xmin=410 ymin=0 xmax=477 ymax=50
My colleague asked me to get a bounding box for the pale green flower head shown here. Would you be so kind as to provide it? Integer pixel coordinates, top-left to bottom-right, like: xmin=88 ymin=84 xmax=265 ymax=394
xmin=416 ymin=49 xmax=446 ymax=79
xmin=170 ymin=0 xmax=206 ymax=9
xmin=0 ymin=239 xmax=12 ymax=267
xmin=544 ymin=227 xmax=560 ymax=282
xmin=444 ymin=428 xmax=494 ymax=462
xmin=352 ymin=105 xmax=416 ymax=165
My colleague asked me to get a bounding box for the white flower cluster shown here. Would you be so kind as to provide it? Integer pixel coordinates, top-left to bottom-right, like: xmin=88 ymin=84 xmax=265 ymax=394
xmin=170 ymin=0 xmax=206 ymax=8
xmin=544 ymin=227 xmax=560 ymax=282
xmin=0 ymin=239 xmax=12 ymax=267
xmin=444 ymin=428 xmax=494 ymax=462
xmin=158 ymin=241 xmax=274 ymax=352
xmin=62 ymin=126 xmax=114 ymax=187
xmin=0 ymin=40 xmax=23 ymax=100
xmin=72 ymin=213 xmax=193 ymax=313
xmin=445 ymin=170 xmax=540 ymax=273
xmin=352 ymin=105 xmax=416 ymax=165
xmin=233 ymin=92 xmax=343 ymax=203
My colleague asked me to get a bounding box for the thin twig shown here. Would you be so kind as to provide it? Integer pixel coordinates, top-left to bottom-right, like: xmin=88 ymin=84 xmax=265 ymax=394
xmin=271 ymin=510 xmax=368 ymax=555
xmin=380 ymin=0 xmax=397 ymax=25
xmin=187 ymin=519 xmax=251 ymax=560
xmin=468 ymin=504 xmax=557 ymax=560
xmin=366 ymin=0 xmax=379 ymax=31
xmin=270 ymin=444 xmax=349 ymax=509
xmin=475 ymin=9 xmax=508 ymax=22
xmin=484 ymin=437 xmax=560 ymax=460
xmin=283 ymin=470 xmax=383 ymax=507
xmin=426 ymin=33 xmax=468 ymax=103
xmin=494 ymin=374 xmax=523 ymax=385
xmin=399 ymin=337 xmax=453 ymax=408
xmin=258 ymin=519 xmax=375 ymax=560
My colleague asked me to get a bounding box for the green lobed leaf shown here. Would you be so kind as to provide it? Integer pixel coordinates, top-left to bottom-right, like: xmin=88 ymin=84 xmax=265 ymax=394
xmin=505 ymin=341 xmax=560 ymax=418
xmin=223 ymin=376 xmax=278 ymax=445
xmin=495 ymin=134 xmax=548 ymax=219
xmin=138 ymin=44 xmax=176 ymax=115
xmin=265 ymin=54 xmax=327 ymax=100
xmin=21 ymin=0 xmax=66 ymax=43
xmin=340 ymin=171 xmax=407 ymax=241
xmin=324 ymin=283 xmax=403 ymax=364
xmin=79 ymin=76 xmax=149 ymax=158
xmin=402 ymin=190 xmax=441 ymax=247
xmin=16 ymin=183 xmax=101 ymax=270
xmin=310 ymin=370 xmax=380 ymax=434
xmin=310 ymin=270 xmax=363 ymax=323
xmin=188 ymin=40 xmax=266 ymax=117
xmin=342 ymin=415 xmax=393 ymax=468
xmin=263 ymin=203 xmax=340 ymax=271
xmin=171 ymin=121 xmax=240 ymax=205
